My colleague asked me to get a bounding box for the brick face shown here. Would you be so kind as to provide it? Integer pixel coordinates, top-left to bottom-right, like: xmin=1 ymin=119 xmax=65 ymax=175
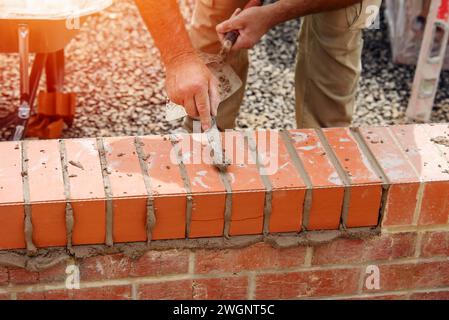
xmin=79 ymin=250 xmax=190 ymax=281
xmin=0 ymin=293 xmax=10 ymax=300
xmin=255 ymin=268 xmax=360 ymax=299
xmin=312 ymin=233 xmax=416 ymax=265
xmin=16 ymin=291 xmax=46 ymax=300
xmin=421 ymin=231 xmax=449 ymax=258
xmin=195 ymin=243 xmax=307 ymax=274
xmin=410 ymin=291 xmax=449 ymax=300
xmin=0 ymin=267 xmax=8 ymax=285
xmin=72 ymin=286 xmax=132 ymax=300
xmin=347 ymin=294 xmax=408 ymax=300
xmin=192 ymin=277 xmax=248 ymax=300
xmin=419 ymin=181 xmax=449 ymax=225
xmin=364 ymin=261 xmax=449 ymax=292
xmin=38 ymin=263 xmax=68 ymax=283
xmin=137 ymin=277 xmax=249 ymax=300
xmin=79 ymin=254 xmax=132 ymax=281
xmin=16 ymin=286 xmax=132 ymax=300
xmin=8 ymin=268 xmax=39 ymax=285
xmin=138 ymin=280 xmax=193 ymax=300
xmin=383 ymin=183 xmax=419 ymax=226
xmin=130 ymin=249 xmax=189 ymax=277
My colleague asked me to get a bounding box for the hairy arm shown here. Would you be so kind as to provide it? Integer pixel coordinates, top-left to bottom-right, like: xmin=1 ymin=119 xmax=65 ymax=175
xmin=267 ymin=0 xmax=363 ymax=26
xmin=217 ymin=0 xmax=364 ymax=50
xmin=134 ymin=0 xmax=194 ymax=65
xmin=135 ymin=0 xmax=220 ymax=130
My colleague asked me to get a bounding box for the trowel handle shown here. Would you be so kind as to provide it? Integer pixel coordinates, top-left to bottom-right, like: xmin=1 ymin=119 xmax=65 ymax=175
xmin=223 ymin=0 xmax=265 ymax=47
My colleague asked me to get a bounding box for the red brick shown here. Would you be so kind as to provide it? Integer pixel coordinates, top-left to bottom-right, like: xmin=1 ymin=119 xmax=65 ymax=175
xmin=196 ymin=243 xmax=307 ymax=274
xmin=193 ymin=277 xmax=248 ymax=300
xmin=0 ymin=267 xmax=8 ymax=285
xmin=410 ymin=291 xmax=449 ymax=300
xmin=41 ymin=290 xmax=72 ymax=300
xmin=312 ymin=233 xmax=416 ymax=265
xmin=313 ymin=238 xmax=364 ymax=265
xmin=255 ymin=268 xmax=360 ymax=299
xmin=390 ymin=125 xmax=449 ymax=225
xmin=103 ymin=137 xmax=147 ymax=243
xmin=383 ymin=183 xmax=420 ymax=226
xmin=72 ymin=285 xmax=132 ymax=300
xmin=138 ymin=280 xmax=193 ymax=300
xmin=130 ymin=249 xmax=189 ymax=277
xmin=0 ymin=293 xmax=10 ymax=300
xmin=0 ymin=141 xmax=25 ymax=250
xmin=79 ymin=254 xmax=131 ymax=281
xmin=38 ymin=262 xmax=68 ymax=283
xmin=421 ymin=124 xmax=449 ymax=159
xmin=364 ymin=261 xmax=449 ymax=292
xmin=23 ymin=286 xmax=133 ymax=300
xmin=9 ymin=268 xmax=39 ymax=285
xmin=27 ymin=140 xmax=67 ymax=247
xmin=224 ymin=131 xmax=265 ymax=236
xmin=347 ymin=294 xmax=408 ymax=300
xmin=17 ymin=289 xmax=71 ymax=300
xmin=363 ymin=233 xmax=416 ymax=261
xmin=64 ymin=139 xmax=106 ymax=245
xmin=288 ymin=130 xmax=344 ymax=230
xmin=255 ymin=130 xmax=306 ymax=233
xmin=6 ymin=262 xmax=67 ymax=286
xmin=419 ymin=181 xmax=449 ymax=225
xmin=140 ymin=136 xmax=187 ymax=240
xmin=359 ymin=127 xmax=420 ymax=227
xmin=323 ymin=128 xmax=383 ymax=228
xmin=16 ymin=288 xmax=131 ymax=300
xmin=421 ymin=231 xmax=449 ymax=258
xmin=16 ymin=291 xmax=46 ymax=300
xmin=178 ymin=134 xmax=226 ymax=238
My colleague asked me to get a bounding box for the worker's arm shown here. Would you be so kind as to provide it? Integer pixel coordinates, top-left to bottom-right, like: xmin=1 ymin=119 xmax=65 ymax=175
xmin=217 ymin=0 xmax=364 ymax=50
xmin=135 ymin=0 xmax=220 ymax=130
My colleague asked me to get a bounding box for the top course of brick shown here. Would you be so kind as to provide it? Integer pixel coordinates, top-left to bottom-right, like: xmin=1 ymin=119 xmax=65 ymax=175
xmin=0 ymin=124 xmax=448 ymax=251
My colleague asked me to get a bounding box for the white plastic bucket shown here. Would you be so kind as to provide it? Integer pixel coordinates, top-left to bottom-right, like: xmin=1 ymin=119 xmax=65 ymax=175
xmin=0 ymin=0 xmax=113 ymax=20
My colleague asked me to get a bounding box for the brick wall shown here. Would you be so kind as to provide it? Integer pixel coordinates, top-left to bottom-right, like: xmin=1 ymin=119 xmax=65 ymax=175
xmin=0 ymin=124 xmax=449 ymax=300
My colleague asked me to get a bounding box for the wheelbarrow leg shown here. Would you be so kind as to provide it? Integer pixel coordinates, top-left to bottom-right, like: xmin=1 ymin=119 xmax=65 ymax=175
xmin=12 ymin=24 xmax=30 ymax=141
xmin=45 ymin=49 xmax=65 ymax=92
xmin=27 ymin=49 xmax=76 ymax=139
xmin=29 ymin=54 xmax=48 ymax=112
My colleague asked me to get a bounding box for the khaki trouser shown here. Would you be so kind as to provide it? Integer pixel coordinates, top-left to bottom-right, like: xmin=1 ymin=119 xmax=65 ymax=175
xmin=185 ymin=0 xmax=382 ymax=130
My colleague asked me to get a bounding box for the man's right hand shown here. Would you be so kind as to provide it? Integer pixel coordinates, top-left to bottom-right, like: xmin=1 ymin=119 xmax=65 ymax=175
xmin=165 ymin=53 xmax=220 ymax=131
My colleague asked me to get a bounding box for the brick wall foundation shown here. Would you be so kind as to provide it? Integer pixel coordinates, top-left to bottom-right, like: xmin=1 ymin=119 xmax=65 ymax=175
xmin=0 ymin=124 xmax=449 ymax=300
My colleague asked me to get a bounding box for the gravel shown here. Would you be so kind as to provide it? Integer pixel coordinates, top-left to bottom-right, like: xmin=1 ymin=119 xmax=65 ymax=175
xmin=1 ymin=0 xmax=448 ymax=140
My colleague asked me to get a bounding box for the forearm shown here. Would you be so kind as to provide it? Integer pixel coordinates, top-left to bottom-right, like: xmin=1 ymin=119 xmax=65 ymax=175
xmin=264 ymin=0 xmax=363 ymax=28
xmin=135 ymin=0 xmax=195 ymax=66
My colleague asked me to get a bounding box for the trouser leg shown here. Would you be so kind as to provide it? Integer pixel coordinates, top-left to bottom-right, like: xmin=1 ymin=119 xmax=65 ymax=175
xmin=184 ymin=0 xmax=249 ymax=132
xmin=294 ymin=0 xmax=382 ymax=128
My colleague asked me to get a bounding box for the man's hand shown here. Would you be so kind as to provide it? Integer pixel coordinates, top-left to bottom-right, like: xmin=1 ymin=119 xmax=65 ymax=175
xmin=166 ymin=53 xmax=220 ymax=131
xmin=216 ymin=6 xmax=273 ymax=51
xmin=135 ymin=0 xmax=220 ymax=131
xmin=216 ymin=0 xmax=365 ymax=51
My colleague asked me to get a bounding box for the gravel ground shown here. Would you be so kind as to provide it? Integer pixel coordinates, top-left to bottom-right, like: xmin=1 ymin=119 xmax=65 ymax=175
xmin=1 ymin=0 xmax=448 ymax=140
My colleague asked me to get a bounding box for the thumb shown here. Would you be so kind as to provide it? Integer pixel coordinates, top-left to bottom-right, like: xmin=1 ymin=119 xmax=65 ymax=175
xmin=216 ymin=15 xmax=244 ymax=34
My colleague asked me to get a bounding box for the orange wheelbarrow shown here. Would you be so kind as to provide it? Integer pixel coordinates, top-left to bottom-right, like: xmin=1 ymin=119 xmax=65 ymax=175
xmin=0 ymin=0 xmax=112 ymax=140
